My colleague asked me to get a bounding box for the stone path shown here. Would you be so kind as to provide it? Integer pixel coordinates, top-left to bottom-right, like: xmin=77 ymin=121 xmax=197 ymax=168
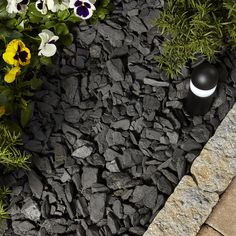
xmin=144 ymin=103 xmax=236 ymax=236
xmin=198 ymin=177 xmax=236 ymax=236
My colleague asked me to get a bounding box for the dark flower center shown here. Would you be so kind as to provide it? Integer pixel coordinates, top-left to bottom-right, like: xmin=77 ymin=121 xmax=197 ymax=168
xmin=36 ymin=0 xmax=44 ymax=10
xmin=14 ymin=46 xmax=28 ymax=63
xmin=17 ymin=0 xmax=29 ymax=11
xmin=76 ymin=5 xmax=90 ymax=17
xmin=48 ymin=40 xmax=56 ymax=44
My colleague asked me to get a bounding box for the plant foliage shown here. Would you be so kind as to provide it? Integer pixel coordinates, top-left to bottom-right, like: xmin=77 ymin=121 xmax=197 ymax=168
xmin=0 ymin=123 xmax=30 ymax=222
xmin=0 ymin=123 xmax=30 ymax=170
xmin=0 ymin=187 xmax=10 ymax=221
xmin=156 ymin=0 xmax=236 ymax=78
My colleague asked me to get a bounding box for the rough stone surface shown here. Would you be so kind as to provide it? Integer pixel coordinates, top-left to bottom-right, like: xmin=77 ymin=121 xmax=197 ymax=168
xmin=205 ymin=178 xmax=236 ymax=236
xmin=144 ymin=176 xmax=219 ymax=236
xmin=191 ymin=104 xmax=236 ymax=193
xmin=198 ymin=225 xmax=222 ymax=236
xmin=145 ymin=105 xmax=236 ymax=236
xmin=21 ymin=199 xmax=41 ymax=222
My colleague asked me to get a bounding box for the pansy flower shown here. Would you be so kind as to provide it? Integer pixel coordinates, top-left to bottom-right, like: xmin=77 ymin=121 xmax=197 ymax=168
xmin=38 ymin=29 xmax=59 ymax=57
xmin=4 ymin=67 xmax=21 ymax=83
xmin=36 ymin=0 xmax=70 ymax=14
xmin=47 ymin=0 xmax=70 ymax=12
xmin=35 ymin=0 xmax=48 ymax=14
xmin=70 ymin=0 xmax=96 ymax=20
xmin=3 ymin=39 xmax=31 ymax=67
xmin=6 ymin=0 xmax=30 ymax=14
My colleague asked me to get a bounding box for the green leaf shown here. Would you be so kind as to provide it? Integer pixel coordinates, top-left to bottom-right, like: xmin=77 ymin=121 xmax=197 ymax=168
xmin=44 ymin=21 xmax=56 ymax=29
xmin=27 ymin=3 xmax=44 ymax=23
xmin=0 ymin=1 xmax=9 ymax=20
xmin=57 ymin=9 xmax=70 ymax=21
xmin=54 ymin=23 xmax=69 ymax=36
xmin=30 ymin=78 xmax=43 ymax=90
xmin=40 ymin=57 xmax=52 ymax=65
xmin=0 ymin=89 xmax=12 ymax=106
xmin=66 ymin=12 xmax=82 ymax=23
xmin=60 ymin=33 xmax=74 ymax=46
xmin=21 ymin=103 xmax=33 ymax=127
xmin=0 ymin=93 xmax=8 ymax=106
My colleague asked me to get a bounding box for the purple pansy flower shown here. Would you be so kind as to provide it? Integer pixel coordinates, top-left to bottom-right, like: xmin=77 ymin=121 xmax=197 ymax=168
xmin=70 ymin=0 xmax=96 ymax=20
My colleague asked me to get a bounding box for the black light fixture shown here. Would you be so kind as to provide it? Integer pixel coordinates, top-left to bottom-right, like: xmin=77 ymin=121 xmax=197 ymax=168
xmin=184 ymin=61 xmax=219 ymax=116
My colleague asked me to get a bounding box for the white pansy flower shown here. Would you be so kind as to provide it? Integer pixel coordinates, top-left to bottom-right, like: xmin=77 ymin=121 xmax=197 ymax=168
xmin=38 ymin=29 xmax=59 ymax=57
xmin=6 ymin=0 xmax=30 ymax=14
xmin=36 ymin=0 xmax=70 ymax=13
xmin=47 ymin=0 xmax=70 ymax=12
xmin=69 ymin=0 xmax=96 ymax=20
xmin=35 ymin=0 xmax=48 ymax=14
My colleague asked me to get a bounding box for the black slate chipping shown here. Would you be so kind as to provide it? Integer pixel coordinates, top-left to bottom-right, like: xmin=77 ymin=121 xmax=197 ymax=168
xmin=1 ymin=0 xmax=236 ymax=235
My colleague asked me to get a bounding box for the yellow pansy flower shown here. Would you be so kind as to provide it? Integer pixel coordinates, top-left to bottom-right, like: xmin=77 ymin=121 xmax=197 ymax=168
xmin=0 ymin=106 xmax=5 ymax=117
xmin=3 ymin=39 xmax=31 ymax=67
xmin=4 ymin=67 xmax=21 ymax=83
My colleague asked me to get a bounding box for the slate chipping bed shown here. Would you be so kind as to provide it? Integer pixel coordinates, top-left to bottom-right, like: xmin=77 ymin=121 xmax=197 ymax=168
xmin=0 ymin=0 xmax=236 ymax=235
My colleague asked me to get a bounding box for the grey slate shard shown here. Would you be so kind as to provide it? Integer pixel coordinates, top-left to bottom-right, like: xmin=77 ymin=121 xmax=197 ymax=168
xmin=112 ymin=200 xmax=123 ymax=219
xmin=129 ymin=65 xmax=150 ymax=81
xmin=129 ymin=16 xmax=148 ymax=34
xmin=64 ymin=108 xmax=81 ymax=123
xmin=190 ymin=125 xmax=211 ymax=143
xmin=180 ymin=138 xmax=202 ymax=151
xmin=97 ymin=24 xmax=125 ymax=47
xmin=106 ymin=129 xmax=125 ymax=146
xmin=87 ymin=153 xmax=106 ymax=167
xmin=117 ymin=149 xmax=143 ymax=169
xmin=28 ymin=170 xmax=43 ymax=199
xmin=111 ymin=119 xmax=130 ymax=130
xmin=107 ymin=212 xmax=120 ymax=234
xmin=144 ymin=78 xmax=169 ymax=87
xmin=103 ymin=148 xmax=122 ymax=162
xmin=86 ymin=226 xmax=100 ymax=236
xmin=21 ymin=199 xmax=41 ymax=222
xmin=130 ymin=185 xmax=157 ymax=209
xmin=51 ymin=181 xmax=66 ymax=201
xmin=72 ymin=172 xmax=81 ymax=192
xmin=12 ymin=221 xmax=35 ymax=235
xmin=61 ymin=76 xmax=79 ymax=105
xmin=143 ymin=95 xmax=160 ymax=112
xmin=89 ymin=193 xmax=106 ymax=223
xmin=129 ymin=226 xmax=146 ymax=235
xmin=40 ymin=219 xmax=67 ymax=234
xmin=24 ymin=140 xmax=42 ymax=153
xmin=105 ymin=172 xmax=142 ymax=190
xmin=76 ymin=196 xmax=89 ymax=218
xmin=106 ymin=160 xmax=120 ymax=172
xmin=91 ymin=183 xmax=109 ymax=193
xmin=106 ymin=59 xmax=124 ymax=82
xmin=77 ymin=28 xmax=96 ymax=45
xmin=81 ymin=167 xmax=98 ymax=189
xmin=155 ymin=176 xmax=173 ymax=195
xmin=144 ymin=187 xmax=158 ymax=208
xmin=94 ymin=126 xmax=109 ymax=154
xmin=53 ymin=143 xmax=67 ymax=167
xmin=90 ymin=45 xmax=102 ymax=58
xmin=72 ymin=145 xmax=93 ymax=159
xmin=76 ymin=223 xmax=86 ymax=236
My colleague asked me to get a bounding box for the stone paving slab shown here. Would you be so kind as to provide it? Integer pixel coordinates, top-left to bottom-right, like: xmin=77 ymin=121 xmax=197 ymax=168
xmin=198 ymin=225 xmax=222 ymax=236
xmin=144 ymin=176 xmax=219 ymax=236
xmin=205 ymin=178 xmax=236 ymax=236
xmin=144 ymin=104 xmax=236 ymax=236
